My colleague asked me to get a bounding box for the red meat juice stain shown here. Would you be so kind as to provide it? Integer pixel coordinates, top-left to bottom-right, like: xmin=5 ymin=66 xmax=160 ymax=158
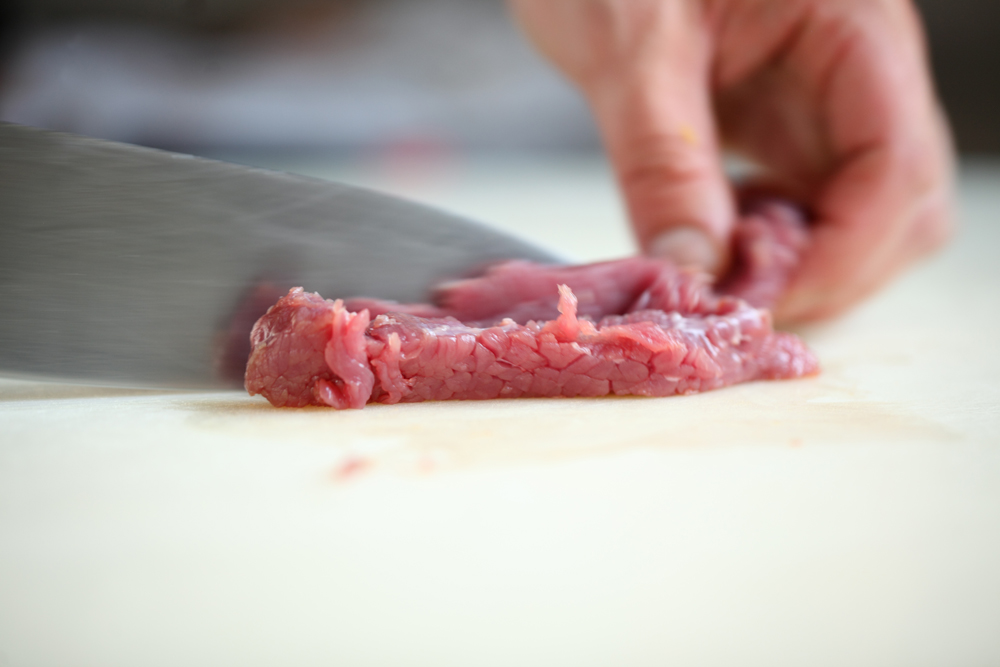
xmin=331 ymin=455 xmax=371 ymax=482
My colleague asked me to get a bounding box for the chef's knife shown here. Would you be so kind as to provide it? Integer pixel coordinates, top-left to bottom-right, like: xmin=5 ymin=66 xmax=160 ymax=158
xmin=0 ymin=123 xmax=561 ymax=388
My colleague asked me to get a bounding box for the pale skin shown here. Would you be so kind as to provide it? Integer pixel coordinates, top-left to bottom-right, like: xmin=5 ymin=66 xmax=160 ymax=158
xmin=508 ymin=0 xmax=955 ymax=322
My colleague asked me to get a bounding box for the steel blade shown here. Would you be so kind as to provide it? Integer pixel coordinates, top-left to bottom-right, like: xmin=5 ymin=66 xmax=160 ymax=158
xmin=0 ymin=123 xmax=561 ymax=387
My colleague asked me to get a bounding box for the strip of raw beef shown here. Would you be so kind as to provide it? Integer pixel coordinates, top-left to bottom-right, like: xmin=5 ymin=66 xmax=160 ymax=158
xmin=343 ymin=198 xmax=809 ymax=323
xmin=245 ymin=202 xmax=818 ymax=409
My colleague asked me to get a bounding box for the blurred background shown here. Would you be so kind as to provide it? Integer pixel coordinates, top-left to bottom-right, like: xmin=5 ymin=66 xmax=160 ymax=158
xmin=1 ymin=0 xmax=996 ymax=156
xmin=0 ymin=0 xmax=598 ymax=155
xmin=0 ymin=0 xmax=996 ymax=259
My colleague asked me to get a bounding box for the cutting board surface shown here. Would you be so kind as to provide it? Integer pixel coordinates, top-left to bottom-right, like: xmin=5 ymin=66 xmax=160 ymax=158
xmin=1 ymin=159 xmax=998 ymax=667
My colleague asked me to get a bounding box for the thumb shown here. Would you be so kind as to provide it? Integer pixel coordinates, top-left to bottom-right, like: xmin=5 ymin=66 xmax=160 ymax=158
xmin=587 ymin=10 xmax=734 ymax=273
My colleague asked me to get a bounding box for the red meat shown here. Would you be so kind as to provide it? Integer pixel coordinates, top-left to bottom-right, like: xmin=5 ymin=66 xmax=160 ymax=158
xmin=245 ymin=201 xmax=818 ymax=409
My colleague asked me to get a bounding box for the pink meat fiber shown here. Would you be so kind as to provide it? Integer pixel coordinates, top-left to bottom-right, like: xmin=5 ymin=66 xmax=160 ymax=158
xmin=245 ymin=200 xmax=818 ymax=409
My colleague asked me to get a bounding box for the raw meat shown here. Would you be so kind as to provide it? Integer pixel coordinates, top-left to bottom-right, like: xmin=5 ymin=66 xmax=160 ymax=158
xmin=245 ymin=202 xmax=818 ymax=409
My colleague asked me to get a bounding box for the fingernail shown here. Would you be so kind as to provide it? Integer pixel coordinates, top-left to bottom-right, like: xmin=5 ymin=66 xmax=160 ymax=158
xmin=648 ymin=227 xmax=720 ymax=273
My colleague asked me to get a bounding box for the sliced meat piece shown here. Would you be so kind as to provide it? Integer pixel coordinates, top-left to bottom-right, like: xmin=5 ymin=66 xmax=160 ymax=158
xmin=245 ymin=288 xmax=374 ymax=408
xmin=247 ymin=281 xmax=818 ymax=409
xmin=718 ymin=199 xmax=810 ymax=308
xmin=246 ymin=202 xmax=818 ymax=409
xmin=346 ymin=198 xmax=809 ymax=324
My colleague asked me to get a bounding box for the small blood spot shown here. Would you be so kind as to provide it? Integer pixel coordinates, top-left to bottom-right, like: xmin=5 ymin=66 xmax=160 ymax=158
xmin=332 ymin=456 xmax=370 ymax=481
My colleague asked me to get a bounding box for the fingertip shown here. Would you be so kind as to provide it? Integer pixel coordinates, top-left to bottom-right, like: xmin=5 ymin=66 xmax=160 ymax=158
xmin=624 ymin=163 xmax=736 ymax=274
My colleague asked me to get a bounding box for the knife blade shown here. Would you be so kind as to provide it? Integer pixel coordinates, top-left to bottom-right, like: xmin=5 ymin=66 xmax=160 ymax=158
xmin=0 ymin=123 xmax=562 ymax=388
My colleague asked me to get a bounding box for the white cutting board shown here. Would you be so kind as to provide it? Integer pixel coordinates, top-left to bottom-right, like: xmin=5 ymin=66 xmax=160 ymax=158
xmin=1 ymin=159 xmax=998 ymax=667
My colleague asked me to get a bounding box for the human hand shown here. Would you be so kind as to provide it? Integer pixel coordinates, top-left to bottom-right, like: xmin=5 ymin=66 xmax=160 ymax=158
xmin=508 ymin=0 xmax=955 ymax=322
